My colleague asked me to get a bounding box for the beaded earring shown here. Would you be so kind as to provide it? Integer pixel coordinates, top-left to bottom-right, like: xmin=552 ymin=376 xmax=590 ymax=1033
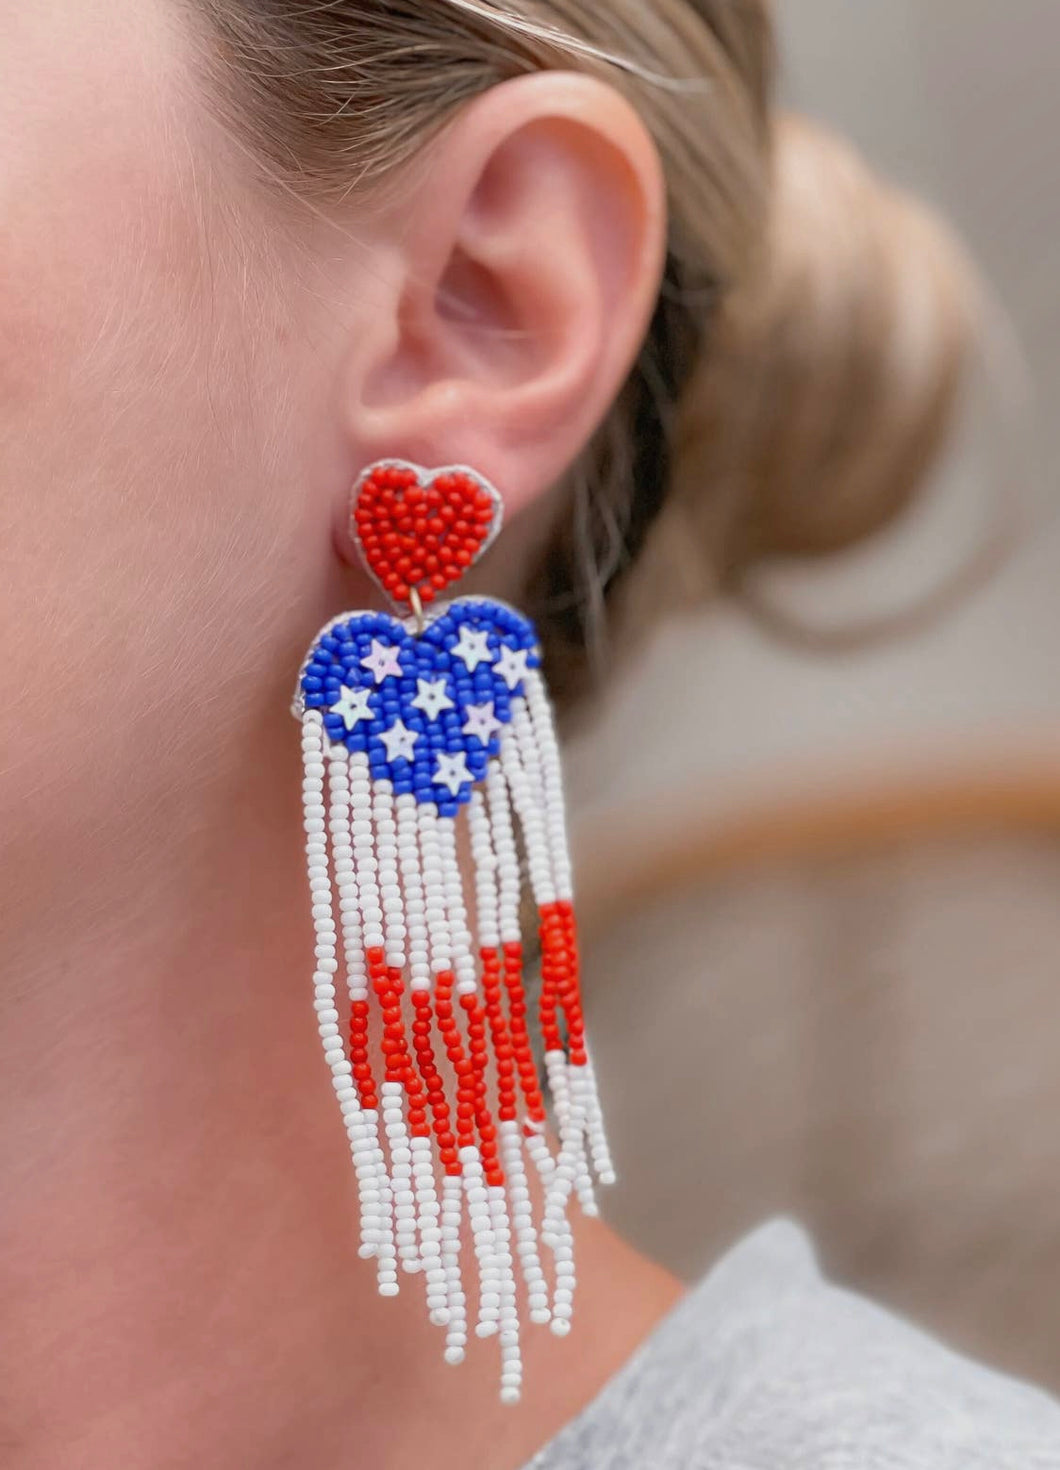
xmin=293 ymin=460 xmax=613 ymax=1403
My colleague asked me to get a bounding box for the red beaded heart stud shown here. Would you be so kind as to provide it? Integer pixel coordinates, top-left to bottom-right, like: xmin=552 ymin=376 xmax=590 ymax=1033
xmin=351 ymin=460 xmax=504 ymax=613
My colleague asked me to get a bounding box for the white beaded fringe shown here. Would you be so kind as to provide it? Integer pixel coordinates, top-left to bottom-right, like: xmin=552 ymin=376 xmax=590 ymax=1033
xmin=300 ymin=662 xmax=612 ymax=1399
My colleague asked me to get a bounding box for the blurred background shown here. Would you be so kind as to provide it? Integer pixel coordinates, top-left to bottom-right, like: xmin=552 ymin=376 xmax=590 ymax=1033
xmin=567 ymin=1 xmax=1060 ymax=1393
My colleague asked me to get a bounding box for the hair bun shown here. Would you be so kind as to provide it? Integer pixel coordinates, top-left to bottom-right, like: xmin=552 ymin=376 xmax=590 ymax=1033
xmin=644 ymin=114 xmax=978 ymax=613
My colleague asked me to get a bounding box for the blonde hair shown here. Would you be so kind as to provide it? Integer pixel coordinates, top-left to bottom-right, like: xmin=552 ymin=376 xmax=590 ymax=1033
xmin=195 ymin=0 xmax=974 ymax=707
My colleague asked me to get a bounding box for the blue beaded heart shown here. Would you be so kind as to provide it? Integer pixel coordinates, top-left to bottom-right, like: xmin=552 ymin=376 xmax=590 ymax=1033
xmin=299 ymin=598 xmax=540 ymax=815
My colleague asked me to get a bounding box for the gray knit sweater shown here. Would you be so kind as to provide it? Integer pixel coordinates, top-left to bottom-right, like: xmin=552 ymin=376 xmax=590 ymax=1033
xmin=527 ymin=1220 xmax=1060 ymax=1469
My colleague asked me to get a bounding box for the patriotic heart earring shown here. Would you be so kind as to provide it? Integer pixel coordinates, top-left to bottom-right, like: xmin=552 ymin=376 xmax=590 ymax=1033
xmin=292 ymin=460 xmax=614 ymax=1403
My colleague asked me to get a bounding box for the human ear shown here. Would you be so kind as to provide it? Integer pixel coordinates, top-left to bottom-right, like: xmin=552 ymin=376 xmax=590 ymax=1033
xmin=340 ymin=70 xmax=667 ymax=543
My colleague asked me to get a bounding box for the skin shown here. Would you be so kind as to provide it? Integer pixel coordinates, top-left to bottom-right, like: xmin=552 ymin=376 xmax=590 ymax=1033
xmin=0 ymin=1 xmax=680 ymax=1465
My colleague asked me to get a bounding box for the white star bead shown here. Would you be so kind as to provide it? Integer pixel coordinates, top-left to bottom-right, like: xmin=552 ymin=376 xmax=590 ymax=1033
xmin=379 ymin=718 xmax=419 ymax=763
xmin=434 ymin=750 xmax=473 ymax=797
xmin=494 ymin=645 xmax=531 ymax=690
xmin=412 ymin=677 xmax=455 ymax=721
xmin=452 ymin=625 xmax=494 ymax=672
xmin=330 ymin=685 xmax=374 ymax=731
xmin=361 ymin=639 xmax=403 ymax=684
xmin=463 ymin=701 xmax=503 ymax=744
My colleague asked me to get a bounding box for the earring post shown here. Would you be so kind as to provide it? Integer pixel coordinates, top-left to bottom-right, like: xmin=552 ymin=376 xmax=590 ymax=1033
xmin=409 ymin=586 xmax=427 ymax=634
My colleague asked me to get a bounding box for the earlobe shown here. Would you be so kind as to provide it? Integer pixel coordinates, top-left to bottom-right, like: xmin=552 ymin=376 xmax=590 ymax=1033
xmin=346 ymin=72 xmax=667 ymax=529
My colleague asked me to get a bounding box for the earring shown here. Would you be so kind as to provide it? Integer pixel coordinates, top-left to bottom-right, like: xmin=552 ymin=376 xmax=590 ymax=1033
xmin=292 ymin=460 xmax=614 ymax=1403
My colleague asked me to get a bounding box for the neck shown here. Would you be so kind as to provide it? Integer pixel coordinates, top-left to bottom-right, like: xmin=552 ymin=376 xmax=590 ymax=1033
xmin=1 ymin=685 xmax=679 ymax=1469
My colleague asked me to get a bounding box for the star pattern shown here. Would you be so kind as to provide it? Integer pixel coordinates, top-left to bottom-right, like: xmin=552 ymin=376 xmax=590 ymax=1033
xmin=330 ymin=685 xmax=374 ymax=732
xmin=302 ymin=600 xmax=540 ymax=811
xmin=494 ymin=644 xmax=531 ymax=690
xmin=361 ymin=639 xmax=403 ymax=684
xmin=411 ymin=677 xmax=455 ymax=721
xmin=379 ymin=718 xmax=419 ymax=763
xmin=451 ymin=625 xmax=494 ymax=672
xmin=463 ymin=701 xmax=503 ymax=744
xmin=434 ymin=750 xmax=473 ymax=797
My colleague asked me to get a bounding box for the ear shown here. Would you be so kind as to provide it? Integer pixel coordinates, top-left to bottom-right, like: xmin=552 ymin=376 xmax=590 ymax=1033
xmin=341 ymin=71 xmax=667 ymax=549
